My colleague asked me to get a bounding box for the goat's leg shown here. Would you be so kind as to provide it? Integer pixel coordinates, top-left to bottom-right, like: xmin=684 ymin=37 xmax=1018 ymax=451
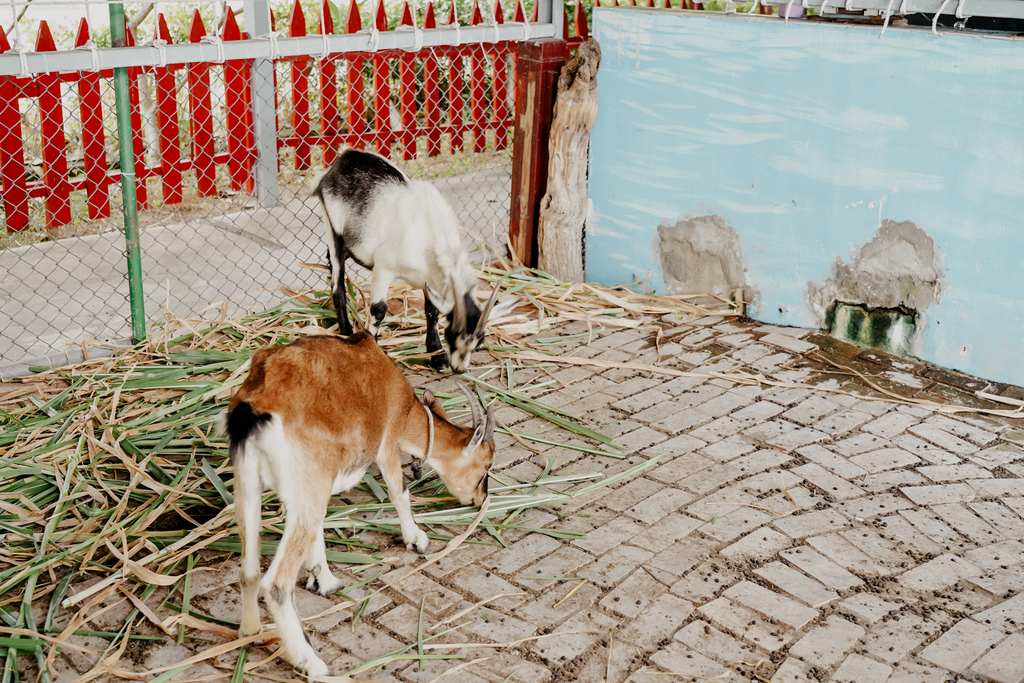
xmin=378 ymin=445 xmax=430 ymax=554
xmin=304 ymin=530 xmax=344 ymax=596
xmin=366 ymin=269 xmax=393 ymax=338
xmin=424 ymin=294 xmax=449 ymax=371
xmin=234 ymin=450 xmax=264 ymax=638
xmin=261 ymin=495 xmax=330 ymax=677
xmin=328 ymin=231 xmax=352 ymax=336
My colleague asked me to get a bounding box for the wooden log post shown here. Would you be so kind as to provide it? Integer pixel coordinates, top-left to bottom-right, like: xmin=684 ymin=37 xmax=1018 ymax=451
xmin=536 ymin=37 xmax=601 ymax=282
xmin=509 ymin=38 xmax=568 ymax=268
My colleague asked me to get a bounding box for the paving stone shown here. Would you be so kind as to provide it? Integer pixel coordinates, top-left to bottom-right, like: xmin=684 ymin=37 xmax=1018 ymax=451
xmin=899 ymin=483 xmax=977 ymax=506
xmin=627 ymin=512 xmax=705 ymax=553
xmin=699 ymin=507 xmax=774 ymax=542
xmin=532 ymin=610 xmax=614 ymax=664
xmin=611 ymin=388 xmax=671 ymax=413
xmin=893 ymin=432 xmax=963 ymax=465
xmin=619 ymin=592 xmax=695 ymax=647
xmin=909 ymin=422 xmax=980 ymax=454
xmin=698 ymin=434 xmax=757 ymax=461
xmin=602 ymin=477 xmax=669 ymax=513
xmin=723 ymin=581 xmax=818 ymax=630
xmin=920 ymin=618 xmax=1007 ymax=673
xmin=754 ymin=562 xmax=839 ymax=607
xmin=648 ymin=537 xmax=720 ymax=580
xmin=807 ymin=533 xmax=892 ymax=576
xmin=678 ymin=449 xmax=791 ymax=495
xmin=839 ymin=528 xmax=911 ymax=567
xmin=651 ymin=642 xmax=730 ymax=679
xmin=696 ymin=597 xmax=796 ymax=652
xmin=838 ymin=594 xmax=901 ymax=624
xmin=328 ymin=619 xmax=407 ymax=661
xmin=721 ymin=527 xmax=793 ymax=561
xmin=688 ymin=487 xmax=759 ymax=521
xmin=481 ymin=535 xmax=564 ymax=576
xmin=924 ymin=414 xmax=999 ymax=445
xmin=898 ymin=508 xmax=965 ymax=548
xmin=850 ymin=447 xmax=919 ymax=473
xmin=791 ymin=463 xmax=867 ymax=500
xmin=645 ymin=451 xmax=715 ymax=484
xmin=774 ymin=509 xmax=856 ymax=540
xmin=760 ymin=332 xmax=816 ymax=354
xmin=673 ymin=619 xmax=759 ymax=665
xmin=836 ymin=493 xmax=914 ymax=520
xmin=812 ymin=408 xmax=875 ymax=437
xmin=863 ymin=411 xmax=921 ymax=439
xmin=832 ymin=653 xmax=893 ymax=682
xmin=968 ymin=501 xmax=1024 ymax=539
xmin=898 ymin=554 xmax=983 ymax=592
xmin=861 ymin=614 xmax=935 ymax=664
xmin=795 ymin=444 xmax=868 ymax=479
xmin=771 ymin=658 xmax=813 ymax=682
xmin=459 ymin=606 xmax=538 ymax=644
xmin=964 ymin=540 xmax=1024 ymax=571
xmin=768 ymin=426 xmax=829 ymax=452
xmin=860 ymin=469 xmax=929 ymax=492
xmin=516 ymin=546 xmax=592 ymax=584
xmin=969 ymin=566 xmax=1024 ymax=596
xmin=969 ymin=478 xmax=1024 ymax=497
xmin=787 ymin=614 xmax=865 ymax=668
xmin=623 ymin=486 xmax=694 ymax=524
xmin=600 ymin=568 xmax=668 ymax=619
xmin=377 ymin=571 xmax=464 ymax=617
xmin=571 ymin=517 xmax=645 ymax=555
xmin=972 ymin=592 xmax=1024 ymax=633
xmin=780 ymin=546 xmax=864 ymax=591
xmin=670 ymin=558 xmax=740 ymax=602
xmin=642 ymin=433 xmax=708 ymax=462
xmin=448 ymin=565 xmax=528 ymax=610
xmin=652 ymin=391 xmax=754 ymax=434
xmin=743 ymin=419 xmax=799 ymax=444
xmin=885 ymin=661 xmax=947 ymax=683
xmin=873 ymin=514 xmax=943 ymax=556
xmin=916 ymin=463 xmax=993 ymax=481
xmin=835 ymin=432 xmax=890 ymax=456
xmin=932 ymin=502 xmax=1004 ymax=543
xmin=970 ymin=632 xmax=1024 ymax=683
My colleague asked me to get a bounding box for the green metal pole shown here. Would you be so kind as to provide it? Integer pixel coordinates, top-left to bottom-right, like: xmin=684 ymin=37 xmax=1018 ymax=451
xmin=109 ymin=3 xmax=146 ymax=343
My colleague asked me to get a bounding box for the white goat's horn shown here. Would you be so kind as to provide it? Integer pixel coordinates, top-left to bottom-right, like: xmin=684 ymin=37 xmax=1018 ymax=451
xmin=479 ymin=285 xmax=500 ymax=330
xmin=451 ymin=274 xmax=467 ymax=332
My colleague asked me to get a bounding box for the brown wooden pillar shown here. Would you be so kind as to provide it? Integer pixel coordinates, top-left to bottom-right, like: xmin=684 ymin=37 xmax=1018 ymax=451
xmin=509 ymin=38 xmax=569 ymax=268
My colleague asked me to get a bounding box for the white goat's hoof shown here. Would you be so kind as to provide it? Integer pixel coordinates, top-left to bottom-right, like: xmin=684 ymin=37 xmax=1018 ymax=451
xmin=315 ymin=574 xmax=345 ymax=596
xmin=407 ymin=530 xmax=430 ymax=555
xmin=298 ymin=655 xmax=330 ymax=680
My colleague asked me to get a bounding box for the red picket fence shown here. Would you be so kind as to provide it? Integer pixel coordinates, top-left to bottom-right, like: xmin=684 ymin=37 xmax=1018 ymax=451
xmin=0 ymin=0 xmax=695 ymax=234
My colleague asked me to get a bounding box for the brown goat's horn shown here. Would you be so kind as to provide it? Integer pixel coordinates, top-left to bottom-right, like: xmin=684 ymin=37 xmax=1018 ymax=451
xmin=456 ymin=380 xmax=484 ymax=430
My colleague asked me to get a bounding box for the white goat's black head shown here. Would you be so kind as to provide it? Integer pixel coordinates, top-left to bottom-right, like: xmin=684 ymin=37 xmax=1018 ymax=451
xmin=426 ymin=279 xmax=518 ymax=373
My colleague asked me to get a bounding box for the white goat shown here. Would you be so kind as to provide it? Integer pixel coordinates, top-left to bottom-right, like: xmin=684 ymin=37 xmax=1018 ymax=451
xmin=315 ymin=148 xmax=517 ymax=372
xmin=220 ymin=332 xmax=494 ymax=677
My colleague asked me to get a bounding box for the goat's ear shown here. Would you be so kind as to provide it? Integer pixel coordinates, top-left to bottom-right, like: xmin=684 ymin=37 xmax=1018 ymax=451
xmin=467 ymin=422 xmax=486 ymax=452
xmin=481 ymin=295 xmax=521 ymax=328
xmin=424 ymin=284 xmax=453 ymax=315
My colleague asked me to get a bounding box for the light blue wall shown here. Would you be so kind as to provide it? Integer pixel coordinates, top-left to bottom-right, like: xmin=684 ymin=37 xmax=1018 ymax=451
xmin=587 ymin=8 xmax=1024 ymax=386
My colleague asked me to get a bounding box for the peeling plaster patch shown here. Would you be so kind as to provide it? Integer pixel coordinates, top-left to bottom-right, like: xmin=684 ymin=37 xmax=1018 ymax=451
xmin=809 ymin=220 xmax=944 ymax=357
xmin=656 ymin=214 xmax=751 ymax=303
xmin=808 ymin=219 xmax=944 ymax=323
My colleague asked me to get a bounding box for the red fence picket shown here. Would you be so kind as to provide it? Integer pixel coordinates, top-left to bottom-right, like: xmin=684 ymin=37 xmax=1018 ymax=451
xmin=187 ymin=11 xmax=218 ymax=198
xmin=153 ymin=14 xmax=183 ymax=205
xmin=75 ymin=19 xmax=110 ymax=220
xmin=398 ymin=2 xmax=418 ymax=160
xmin=289 ymin=0 xmax=312 ymax=169
xmin=422 ymin=3 xmax=442 ymax=157
xmin=35 ymin=22 xmax=72 ymax=227
xmin=0 ymin=26 xmax=27 ymax=232
xmin=319 ymin=0 xmax=340 ymax=167
xmin=345 ymin=0 xmax=366 ymax=149
xmin=223 ymin=8 xmax=253 ymax=192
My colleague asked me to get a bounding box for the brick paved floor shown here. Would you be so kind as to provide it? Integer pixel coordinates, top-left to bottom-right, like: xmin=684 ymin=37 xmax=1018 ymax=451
xmin=49 ymin=315 xmax=1024 ymax=683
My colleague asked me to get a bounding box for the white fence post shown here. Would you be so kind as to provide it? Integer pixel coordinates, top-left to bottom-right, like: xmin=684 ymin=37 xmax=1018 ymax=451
xmin=245 ymin=0 xmax=281 ymax=208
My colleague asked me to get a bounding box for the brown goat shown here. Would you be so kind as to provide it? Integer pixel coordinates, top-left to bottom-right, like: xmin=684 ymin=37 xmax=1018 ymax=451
xmin=219 ymin=332 xmax=494 ymax=677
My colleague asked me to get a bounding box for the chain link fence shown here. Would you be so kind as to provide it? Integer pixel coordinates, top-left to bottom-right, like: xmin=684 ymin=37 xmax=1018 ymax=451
xmin=0 ymin=1 xmax=524 ymax=375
